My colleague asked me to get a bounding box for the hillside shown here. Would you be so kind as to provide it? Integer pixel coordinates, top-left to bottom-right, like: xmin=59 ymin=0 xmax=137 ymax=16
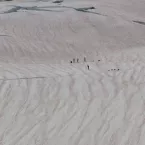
xmin=0 ymin=0 xmax=145 ymax=145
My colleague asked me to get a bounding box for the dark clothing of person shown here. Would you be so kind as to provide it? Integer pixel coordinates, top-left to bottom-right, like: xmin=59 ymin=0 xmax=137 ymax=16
xmin=87 ymin=65 xmax=89 ymax=70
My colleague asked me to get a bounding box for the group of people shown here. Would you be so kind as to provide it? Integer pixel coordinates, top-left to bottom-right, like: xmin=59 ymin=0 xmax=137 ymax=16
xmin=70 ymin=57 xmax=90 ymax=70
xmin=70 ymin=58 xmax=82 ymax=63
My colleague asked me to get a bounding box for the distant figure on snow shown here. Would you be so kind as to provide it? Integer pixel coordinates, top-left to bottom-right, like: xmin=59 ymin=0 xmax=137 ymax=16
xmin=77 ymin=58 xmax=79 ymax=63
xmin=87 ymin=65 xmax=89 ymax=70
xmin=84 ymin=57 xmax=86 ymax=62
xmin=73 ymin=58 xmax=75 ymax=63
xmin=70 ymin=61 xmax=72 ymax=63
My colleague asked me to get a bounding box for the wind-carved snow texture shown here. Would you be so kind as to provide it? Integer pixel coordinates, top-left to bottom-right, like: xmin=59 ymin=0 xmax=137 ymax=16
xmin=1 ymin=54 xmax=145 ymax=145
xmin=0 ymin=0 xmax=145 ymax=145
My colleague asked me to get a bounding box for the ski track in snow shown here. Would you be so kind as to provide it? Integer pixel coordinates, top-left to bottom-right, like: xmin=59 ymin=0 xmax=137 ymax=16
xmin=0 ymin=0 xmax=145 ymax=145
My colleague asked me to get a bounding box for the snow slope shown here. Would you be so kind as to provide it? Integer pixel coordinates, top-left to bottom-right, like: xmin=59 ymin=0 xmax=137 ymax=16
xmin=0 ymin=0 xmax=145 ymax=145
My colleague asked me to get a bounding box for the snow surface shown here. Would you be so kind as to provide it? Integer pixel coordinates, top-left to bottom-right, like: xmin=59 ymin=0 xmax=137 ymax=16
xmin=0 ymin=0 xmax=145 ymax=145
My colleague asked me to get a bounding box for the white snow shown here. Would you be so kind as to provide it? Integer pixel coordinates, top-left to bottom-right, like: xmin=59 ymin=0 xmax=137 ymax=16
xmin=0 ymin=0 xmax=145 ymax=145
